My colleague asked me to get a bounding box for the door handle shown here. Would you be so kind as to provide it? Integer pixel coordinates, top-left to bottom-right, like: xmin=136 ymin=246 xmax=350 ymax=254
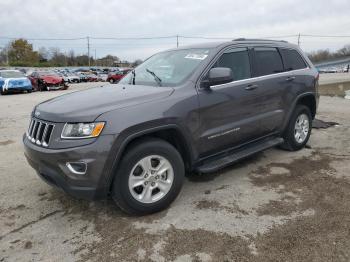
xmin=286 ymin=76 xmax=296 ymax=82
xmin=245 ymin=84 xmax=258 ymax=90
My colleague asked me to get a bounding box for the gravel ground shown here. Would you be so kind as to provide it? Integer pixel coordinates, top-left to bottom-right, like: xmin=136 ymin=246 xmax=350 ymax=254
xmin=319 ymin=72 xmax=350 ymax=85
xmin=0 ymin=82 xmax=350 ymax=262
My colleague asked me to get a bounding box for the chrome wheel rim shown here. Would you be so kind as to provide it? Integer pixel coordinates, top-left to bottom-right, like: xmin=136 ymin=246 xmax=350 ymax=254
xmin=128 ymin=155 xmax=174 ymax=204
xmin=294 ymin=113 xmax=310 ymax=144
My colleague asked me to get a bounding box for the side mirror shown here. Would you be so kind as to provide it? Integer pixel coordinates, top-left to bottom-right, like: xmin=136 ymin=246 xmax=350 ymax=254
xmin=201 ymin=67 xmax=233 ymax=88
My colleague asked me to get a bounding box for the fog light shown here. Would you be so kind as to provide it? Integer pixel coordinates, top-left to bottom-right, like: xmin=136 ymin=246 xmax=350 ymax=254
xmin=66 ymin=162 xmax=87 ymax=175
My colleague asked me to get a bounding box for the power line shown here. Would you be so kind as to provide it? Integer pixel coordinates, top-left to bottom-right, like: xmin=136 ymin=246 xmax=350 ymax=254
xmin=301 ymin=34 xmax=350 ymax=38
xmin=89 ymin=35 xmax=177 ymax=40
xmin=0 ymin=36 xmax=86 ymax=41
xmin=1 ymin=34 xmax=350 ymax=42
xmin=180 ymin=35 xmax=233 ymax=40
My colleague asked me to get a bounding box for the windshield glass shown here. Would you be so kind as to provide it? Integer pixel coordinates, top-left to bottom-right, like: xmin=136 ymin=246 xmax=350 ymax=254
xmin=119 ymin=48 xmax=211 ymax=87
xmin=0 ymin=71 xmax=25 ymax=78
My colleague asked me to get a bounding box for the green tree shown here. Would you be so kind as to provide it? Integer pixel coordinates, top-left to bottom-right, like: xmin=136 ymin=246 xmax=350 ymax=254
xmin=8 ymin=39 xmax=39 ymax=66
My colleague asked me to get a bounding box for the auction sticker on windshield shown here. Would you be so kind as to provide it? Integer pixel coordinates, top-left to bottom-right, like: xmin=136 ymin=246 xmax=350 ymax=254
xmin=184 ymin=53 xmax=208 ymax=60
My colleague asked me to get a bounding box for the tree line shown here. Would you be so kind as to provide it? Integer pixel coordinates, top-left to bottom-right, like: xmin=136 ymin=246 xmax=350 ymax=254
xmin=0 ymin=39 xmax=142 ymax=67
xmin=307 ymin=44 xmax=350 ymax=63
xmin=1 ymin=38 xmax=349 ymax=67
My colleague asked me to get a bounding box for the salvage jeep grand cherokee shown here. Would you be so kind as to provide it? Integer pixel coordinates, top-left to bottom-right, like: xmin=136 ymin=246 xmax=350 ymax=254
xmin=24 ymin=39 xmax=319 ymax=215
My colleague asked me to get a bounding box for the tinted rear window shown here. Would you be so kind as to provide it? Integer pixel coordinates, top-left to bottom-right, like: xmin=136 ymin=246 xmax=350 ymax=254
xmin=280 ymin=49 xmax=307 ymax=71
xmin=254 ymin=47 xmax=284 ymax=76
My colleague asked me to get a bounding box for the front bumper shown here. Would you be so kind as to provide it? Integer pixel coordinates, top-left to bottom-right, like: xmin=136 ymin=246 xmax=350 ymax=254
xmin=45 ymin=82 xmax=67 ymax=90
xmin=23 ymin=134 xmax=115 ymax=200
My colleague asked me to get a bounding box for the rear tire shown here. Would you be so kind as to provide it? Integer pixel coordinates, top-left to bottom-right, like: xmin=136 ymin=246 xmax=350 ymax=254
xmin=111 ymin=138 xmax=185 ymax=215
xmin=281 ymin=105 xmax=312 ymax=151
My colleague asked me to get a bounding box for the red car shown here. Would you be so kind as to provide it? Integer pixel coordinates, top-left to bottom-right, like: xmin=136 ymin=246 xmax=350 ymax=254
xmin=85 ymin=74 xmax=98 ymax=82
xmin=29 ymin=71 xmax=68 ymax=91
xmin=107 ymin=69 xmax=132 ymax=83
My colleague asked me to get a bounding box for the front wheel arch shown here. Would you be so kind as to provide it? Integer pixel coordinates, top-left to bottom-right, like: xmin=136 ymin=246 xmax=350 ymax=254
xmin=111 ymin=137 xmax=185 ymax=214
xmin=105 ymin=125 xmax=195 ymax=194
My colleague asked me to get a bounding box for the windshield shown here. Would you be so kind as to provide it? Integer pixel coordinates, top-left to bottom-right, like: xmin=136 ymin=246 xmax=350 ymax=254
xmin=119 ymin=48 xmax=211 ymax=87
xmin=0 ymin=71 xmax=25 ymax=78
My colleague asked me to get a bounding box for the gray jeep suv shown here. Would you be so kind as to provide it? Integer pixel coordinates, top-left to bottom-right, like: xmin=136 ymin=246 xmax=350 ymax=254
xmin=24 ymin=39 xmax=319 ymax=215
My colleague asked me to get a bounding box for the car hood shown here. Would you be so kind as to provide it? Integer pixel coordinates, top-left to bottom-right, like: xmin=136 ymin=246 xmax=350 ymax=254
xmin=35 ymin=84 xmax=174 ymax=122
xmin=41 ymin=76 xmax=63 ymax=84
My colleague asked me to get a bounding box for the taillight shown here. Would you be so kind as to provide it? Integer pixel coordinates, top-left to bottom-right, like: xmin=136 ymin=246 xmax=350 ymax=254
xmin=315 ymin=72 xmax=319 ymax=81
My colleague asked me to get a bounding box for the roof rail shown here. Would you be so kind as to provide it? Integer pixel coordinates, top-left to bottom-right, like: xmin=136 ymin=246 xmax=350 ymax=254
xmin=233 ymin=38 xmax=288 ymax=43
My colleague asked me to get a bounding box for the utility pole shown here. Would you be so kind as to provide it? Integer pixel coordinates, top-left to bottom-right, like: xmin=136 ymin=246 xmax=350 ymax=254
xmin=87 ymin=36 xmax=90 ymax=67
xmin=297 ymin=33 xmax=301 ymax=47
xmin=176 ymin=35 xmax=179 ymax=48
xmin=94 ymin=49 xmax=97 ymax=66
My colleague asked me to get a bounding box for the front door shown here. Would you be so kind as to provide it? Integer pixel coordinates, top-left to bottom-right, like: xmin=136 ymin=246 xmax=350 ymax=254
xmin=197 ymin=47 xmax=263 ymax=156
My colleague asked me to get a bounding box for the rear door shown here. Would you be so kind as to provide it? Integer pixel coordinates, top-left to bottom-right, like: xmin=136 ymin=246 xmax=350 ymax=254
xmin=250 ymin=47 xmax=287 ymax=136
xmin=278 ymin=47 xmax=310 ymax=116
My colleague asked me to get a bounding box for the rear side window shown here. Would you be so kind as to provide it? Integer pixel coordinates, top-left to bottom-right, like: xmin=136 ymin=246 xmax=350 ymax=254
xmin=254 ymin=47 xmax=283 ymax=76
xmin=280 ymin=49 xmax=307 ymax=71
xmin=214 ymin=48 xmax=251 ymax=81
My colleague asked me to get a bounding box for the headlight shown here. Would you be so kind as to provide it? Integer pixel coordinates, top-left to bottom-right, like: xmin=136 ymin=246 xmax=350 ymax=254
xmin=61 ymin=122 xmax=105 ymax=139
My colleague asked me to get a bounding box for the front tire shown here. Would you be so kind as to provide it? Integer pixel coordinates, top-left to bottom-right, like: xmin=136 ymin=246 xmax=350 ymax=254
xmin=112 ymin=138 xmax=185 ymax=215
xmin=281 ymin=105 xmax=312 ymax=151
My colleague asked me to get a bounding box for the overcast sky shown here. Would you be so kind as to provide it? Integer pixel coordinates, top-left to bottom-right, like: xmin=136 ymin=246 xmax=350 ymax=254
xmin=1 ymin=0 xmax=350 ymax=61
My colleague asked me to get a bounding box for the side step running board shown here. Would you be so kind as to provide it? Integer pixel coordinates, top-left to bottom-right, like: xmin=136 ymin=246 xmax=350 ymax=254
xmin=196 ymin=137 xmax=284 ymax=173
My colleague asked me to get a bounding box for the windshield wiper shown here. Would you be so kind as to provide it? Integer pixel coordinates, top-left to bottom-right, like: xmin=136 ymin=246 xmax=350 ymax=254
xmin=146 ymin=68 xmax=162 ymax=86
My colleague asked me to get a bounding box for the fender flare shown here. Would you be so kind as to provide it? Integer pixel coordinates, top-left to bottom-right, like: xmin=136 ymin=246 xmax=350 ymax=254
xmin=281 ymin=92 xmax=316 ymax=132
xmin=100 ymin=124 xmax=195 ymax=192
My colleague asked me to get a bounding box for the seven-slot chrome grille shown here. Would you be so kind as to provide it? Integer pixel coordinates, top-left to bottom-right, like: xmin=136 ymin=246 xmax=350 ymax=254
xmin=26 ymin=118 xmax=54 ymax=147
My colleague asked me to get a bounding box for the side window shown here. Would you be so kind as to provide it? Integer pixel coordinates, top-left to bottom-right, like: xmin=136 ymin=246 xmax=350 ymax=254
xmin=214 ymin=48 xmax=251 ymax=81
xmin=254 ymin=47 xmax=284 ymax=76
xmin=280 ymin=49 xmax=307 ymax=71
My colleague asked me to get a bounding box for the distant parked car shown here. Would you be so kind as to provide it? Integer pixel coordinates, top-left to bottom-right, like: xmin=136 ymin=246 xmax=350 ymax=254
xmin=57 ymin=72 xmax=69 ymax=83
xmin=86 ymin=74 xmax=98 ymax=82
xmin=76 ymin=73 xmax=88 ymax=82
xmin=97 ymin=73 xmax=108 ymax=82
xmin=0 ymin=70 xmax=32 ymax=95
xmin=326 ymin=67 xmax=339 ymax=73
xmin=28 ymin=71 xmax=68 ymax=91
xmin=107 ymin=69 xmax=132 ymax=83
xmin=62 ymin=73 xmax=80 ymax=83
